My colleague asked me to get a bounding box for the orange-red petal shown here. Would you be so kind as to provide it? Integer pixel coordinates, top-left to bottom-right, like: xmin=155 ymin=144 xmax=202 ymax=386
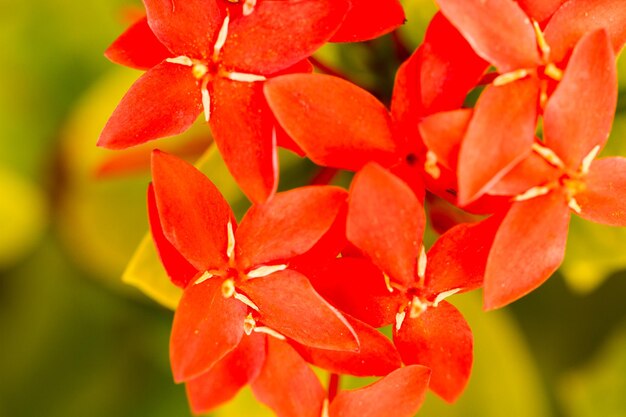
xmin=235 ymin=186 xmax=347 ymax=269
xmin=251 ymin=338 xmax=325 ymax=417
xmin=484 ymin=192 xmax=571 ymax=309
xmin=147 ymin=184 xmax=198 ymax=288
xmin=330 ymin=0 xmax=405 ymax=42
xmin=98 ymin=62 xmax=201 ymax=149
xmin=329 ymin=365 xmax=431 ymax=417
xmin=457 ymin=76 xmax=539 ymax=205
xmin=170 ymin=278 xmax=247 ymax=382
xmin=210 ymin=78 xmax=277 ymax=204
xmin=394 ymin=301 xmax=473 ymax=403
xmin=264 ymin=74 xmax=398 ymax=171
xmin=577 ymin=157 xmax=626 ymax=227
xmin=150 ymin=150 xmax=234 ymax=272
xmin=105 ymin=16 xmax=171 ymax=70
xmin=544 ymin=29 xmax=617 ymax=169
xmin=240 ymin=269 xmax=359 ymax=352
xmin=435 ymin=0 xmax=541 ymax=72
xmin=186 ymin=333 xmax=266 ymax=414
xmin=347 ymin=163 xmax=425 ymax=286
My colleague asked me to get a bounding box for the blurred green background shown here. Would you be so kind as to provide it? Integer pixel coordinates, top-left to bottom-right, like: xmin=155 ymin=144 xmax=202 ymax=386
xmin=1 ymin=0 xmax=626 ymax=416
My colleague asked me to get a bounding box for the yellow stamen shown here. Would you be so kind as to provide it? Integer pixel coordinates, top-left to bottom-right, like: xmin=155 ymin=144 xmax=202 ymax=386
xmin=221 ymin=278 xmax=235 ymax=298
xmin=544 ymin=62 xmax=563 ymax=81
xmin=424 ymin=150 xmax=441 ymax=179
xmin=493 ymin=69 xmax=530 ymax=86
xmin=417 ymin=245 xmax=427 ymax=284
xmin=568 ymin=197 xmax=582 ymax=214
xmin=243 ymin=313 xmax=256 ymax=335
xmin=383 ymin=273 xmax=394 ymax=293
xmin=532 ymin=20 xmax=551 ymax=62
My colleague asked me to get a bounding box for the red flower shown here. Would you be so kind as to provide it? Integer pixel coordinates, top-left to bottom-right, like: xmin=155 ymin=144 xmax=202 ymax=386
xmin=148 ymin=150 xmax=359 ymax=383
xmin=100 ymin=0 xmax=350 ymax=202
xmin=435 ymin=0 xmax=626 ymax=205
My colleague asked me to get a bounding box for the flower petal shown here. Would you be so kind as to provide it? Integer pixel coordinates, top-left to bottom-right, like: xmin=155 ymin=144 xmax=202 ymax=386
xmin=236 ymin=186 xmax=347 ymax=269
xmin=240 ymin=269 xmax=359 ymax=352
xmin=147 ymin=184 xmax=198 ymax=288
xmin=435 ymin=0 xmax=541 ymax=72
xmin=105 ymin=16 xmax=172 ymax=70
xmin=489 ymin=151 xmax=561 ymax=196
xmin=143 ymin=0 xmax=223 ymax=57
xmin=516 ymin=0 xmax=566 ymax=22
xmin=251 ymin=337 xmax=325 ymax=417
xmin=419 ymin=108 xmax=473 ymax=171
xmin=544 ymin=0 xmax=626 ymax=63
xmin=186 ymin=333 xmax=266 ymax=414
xmin=577 ymin=157 xmax=626 ymax=227
xmin=424 ymin=214 xmax=502 ymax=298
xmin=347 ymin=163 xmax=425 ymax=286
xmin=457 ymin=76 xmax=539 ymax=205
xmin=264 ymin=74 xmax=398 ymax=171
xmin=484 ymin=192 xmax=571 ymax=309
xmin=222 ymin=0 xmax=349 ymax=75
xmin=329 ymin=365 xmax=431 ymax=417
xmin=544 ymin=29 xmax=617 ymax=169
xmin=394 ymin=301 xmax=473 ymax=403
xmin=292 ymin=314 xmax=401 ymax=377
xmin=409 ymin=13 xmax=487 ymax=115
xmin=151 ymin=150 xmax=234 ymax=272
xmin=330 ymin=0 xmax=405 ymax=42
xmin=210 ymin=78 xmax=277 ymax=204
xmin=98 ymin=62 xmax=202 ymax=149
xmin=305 ymin=257 xmax=402 ymax=328
xmin=170 ymin=278 xmax=247 ymax=382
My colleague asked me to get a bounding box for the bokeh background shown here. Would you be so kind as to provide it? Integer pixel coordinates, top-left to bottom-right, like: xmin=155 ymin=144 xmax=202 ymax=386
xmin=2 ymin=0 xmax=626 ymax=416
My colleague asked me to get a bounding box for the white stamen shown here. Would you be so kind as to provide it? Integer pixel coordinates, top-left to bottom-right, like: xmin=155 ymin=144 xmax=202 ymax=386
xmin=513 ymin=185 xmax=552 ymax=202
xmin=243 ymin=0 xmax=257 ymax=16
xmin=201 ymin=78 xmax=211 ymax=122
xmin=532 ymin=143 xmax=565 ymax=168
xmin=568 ymin=197 xmax=582 ymax=214
xmin=166 ymin=56 xmax=193 ymax=66
xmin=194 ymin=270 xmax=214 ymax=285
xmin=247 ymin=264 xmax=287 ymax=278
xmin=433 ymin=288 xmax=461 ymax=307
xmin=395 ymin=310 xmax=406 ymax=332
xmin=234 ymin=292 xmax=260 ymax=311
xmin=321 ymin=399 xmax=330 ymax=417
xmin=227 ymin=72 xmax=267 ymax=83
xmin=417 ymin=245 xmax=427 ymax=283
xmin=580 ymin=145 xmax=600 ymax=175
xmin=213 ymin=15 xmax=230 ymax=61
xmin=254 ymin=326 xmax=286 ymax=340
xmin=227 ymin=220 xmax=235 ymax=259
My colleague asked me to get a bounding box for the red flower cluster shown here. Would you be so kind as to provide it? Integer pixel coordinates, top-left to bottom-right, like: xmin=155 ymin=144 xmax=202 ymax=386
xmin=101 ymin=0 xmax=626 ymax=415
